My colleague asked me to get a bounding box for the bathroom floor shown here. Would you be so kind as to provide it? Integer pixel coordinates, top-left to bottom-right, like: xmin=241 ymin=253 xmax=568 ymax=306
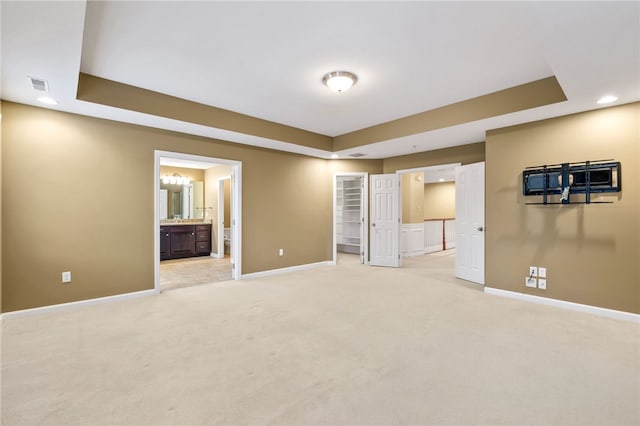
xmin=160 ymin=255 xmax=232 ymax=291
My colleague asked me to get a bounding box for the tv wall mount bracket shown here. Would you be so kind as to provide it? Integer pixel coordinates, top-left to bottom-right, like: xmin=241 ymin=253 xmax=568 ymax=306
xmin=522 ymin=159 xmax=621 ymax=205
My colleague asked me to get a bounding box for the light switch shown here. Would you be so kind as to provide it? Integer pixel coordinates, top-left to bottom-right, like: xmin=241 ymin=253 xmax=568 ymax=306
xmin=538 ymin=279 xmax=547 ymax=290
xmin=538 ymin=267 xmax=547 ymax=278
xmin=62 ymin=271 xmax=71 ymax=283
xmin=529 ymin=266 xmax=538 ymax=277
xmin=525 ymin=277 xmax=537 ymax=288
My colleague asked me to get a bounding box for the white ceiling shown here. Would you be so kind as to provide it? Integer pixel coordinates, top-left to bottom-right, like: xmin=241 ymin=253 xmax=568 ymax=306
xmin=2 ymin=1 xmax=639 ymax=159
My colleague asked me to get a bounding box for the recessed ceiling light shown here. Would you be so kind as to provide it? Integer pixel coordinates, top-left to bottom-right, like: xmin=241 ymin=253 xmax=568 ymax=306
xmin=37 ymin=96 xmax=58 ymax=105
xmin=323 ymin=71 xmax=357 ymax=93
xmin=597 ymin=95 xmax=618 ymax=104
xmin=439 ymin=178 xmax=445 ymax=182
xmin=331 ymin=154 xmax=339 ymax=159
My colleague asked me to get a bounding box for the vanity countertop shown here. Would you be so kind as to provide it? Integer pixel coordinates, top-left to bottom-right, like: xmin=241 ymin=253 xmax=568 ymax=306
xmin=160 ymin=221 xmax=212 ymax=227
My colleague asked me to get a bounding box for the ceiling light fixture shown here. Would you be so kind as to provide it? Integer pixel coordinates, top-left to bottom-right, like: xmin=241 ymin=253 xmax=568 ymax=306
xmin=597 ymin=95 xmax=618 ymax=104
xmin=323 ymin=71 xmax=357 ymax=93
xmin=331 ymin=154 xmax=339 ymax=159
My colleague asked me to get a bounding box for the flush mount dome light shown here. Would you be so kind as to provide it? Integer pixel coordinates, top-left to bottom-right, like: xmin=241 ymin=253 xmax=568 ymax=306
xmin=323 ymin=71 xmax=357 ymax=93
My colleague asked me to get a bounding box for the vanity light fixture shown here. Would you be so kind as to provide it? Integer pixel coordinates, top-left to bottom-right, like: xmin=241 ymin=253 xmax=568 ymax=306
xmin=162 ymin=174 xmax=190 ymax=185
xmin=597 ymin=95 xmax=618 ymax=104
xmin=323 ymin=71 xmax=357 ymax=93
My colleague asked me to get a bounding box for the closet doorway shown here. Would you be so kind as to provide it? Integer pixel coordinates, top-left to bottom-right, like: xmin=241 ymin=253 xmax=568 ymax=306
xmin=333 ymin=172 xmax=368 ymax=264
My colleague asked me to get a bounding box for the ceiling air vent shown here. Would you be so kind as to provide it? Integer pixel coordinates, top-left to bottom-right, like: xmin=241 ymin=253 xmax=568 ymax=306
xmin=349 ymin=153 xmax=366 ymax=158
xmin=28 ymin=77 xmax=49 ymax=92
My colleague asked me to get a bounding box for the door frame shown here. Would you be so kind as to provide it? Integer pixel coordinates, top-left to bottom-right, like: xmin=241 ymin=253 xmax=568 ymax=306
xmin=395 ymin=162 xmax=462 ymax=262
xmin=154 ymin=150 xmax=242 ymax=292
xmin=333 ymin=171 xmax=369 ymax=265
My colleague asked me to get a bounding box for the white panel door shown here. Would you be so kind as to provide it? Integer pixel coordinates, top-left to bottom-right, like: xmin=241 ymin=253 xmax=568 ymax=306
xmin=370 ymin=174 xmax=401 ymax=267
xmin=455 ymin=162 xmax=485 ymax=284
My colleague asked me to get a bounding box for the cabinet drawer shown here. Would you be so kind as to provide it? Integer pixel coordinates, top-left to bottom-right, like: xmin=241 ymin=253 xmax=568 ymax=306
xmin=195 ymin=225 xmax=211 ymax=232
xmin=195 ymin=242 xmax=210 ymax=253
xmin=196 ymin=231 xmax=210 ymax=242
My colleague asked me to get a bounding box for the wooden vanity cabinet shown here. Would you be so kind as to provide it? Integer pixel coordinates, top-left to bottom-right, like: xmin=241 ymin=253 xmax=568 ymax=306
xmin=195 ymin=225 xmax=211 ymax=254
xmin=170 ymin=226 xmax=196 ymax=256
xmin=160 ymin=224 xmax=211 ymax=260
xmin=160 ymin=227 xmax=171 ymax=259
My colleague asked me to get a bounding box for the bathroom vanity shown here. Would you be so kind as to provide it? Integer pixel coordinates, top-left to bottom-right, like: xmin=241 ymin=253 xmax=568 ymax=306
xmin=160 ymin=223 xmax=211 ymax=260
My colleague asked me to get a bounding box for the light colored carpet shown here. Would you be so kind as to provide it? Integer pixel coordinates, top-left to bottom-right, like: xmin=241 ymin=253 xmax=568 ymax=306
xmin=2 ymin=254 xmax=638 ymax=425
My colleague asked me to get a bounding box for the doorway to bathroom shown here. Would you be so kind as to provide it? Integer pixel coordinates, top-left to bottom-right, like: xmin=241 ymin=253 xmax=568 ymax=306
xmin=154 ymin=150 xmax=242 ymax=292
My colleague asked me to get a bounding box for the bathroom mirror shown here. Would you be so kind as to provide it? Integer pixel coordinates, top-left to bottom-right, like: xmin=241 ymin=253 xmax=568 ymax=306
xmin=160 ymin=181 xmax=204 ymax=219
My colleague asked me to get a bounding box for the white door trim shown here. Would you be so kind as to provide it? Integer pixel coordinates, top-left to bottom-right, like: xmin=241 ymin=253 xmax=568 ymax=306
xmin=333 ymin=171 xmax=369 ymax=265
xmin=155 ymin=150 xmax=242 ymax=291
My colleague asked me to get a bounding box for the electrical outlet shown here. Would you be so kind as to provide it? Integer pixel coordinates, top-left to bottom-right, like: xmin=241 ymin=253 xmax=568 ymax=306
xmin=538 ymin=279 xmax=547 ymax=290
xmin=278 ymin=248 xmax=284 ymax=256
xmin=538 ymin=267 xmax=547 ymax=278
xmin=529 ymin=266 xmax=538 ymax=277
xmin=62 ymin=271 xmax=71 ymax=283
xmin=525 ymin=277 xmax=537 ymax=288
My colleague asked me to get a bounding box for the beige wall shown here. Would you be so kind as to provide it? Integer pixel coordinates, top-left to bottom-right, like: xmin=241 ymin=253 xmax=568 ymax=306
xmin=383 ymin=142 xmax=485 ymax=173
xmin=204 ymin=165 xmax=232 ymax=255
xmin=486 ymin=102 xmax=639 ymax=313
xmin=424 ymin=182 xmax=456 ymax=219
xmin=223 ymin=179 xmax=231 ymax=227
xmin=159 ymin=166 xmax=204 ymax=183
xmin=1 ymin=101 xmax=382 ymax=312
xmin=0 ymin=102 xmax=3 ymax=311
xmin=6 ymin=98 xmax=635 ymax=315
xmin=401 ymin=173 xmax=425 ymax=223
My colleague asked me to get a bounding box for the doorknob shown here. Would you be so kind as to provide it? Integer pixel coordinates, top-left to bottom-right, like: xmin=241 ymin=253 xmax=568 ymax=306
xmin=477 ymin=226 xmax=484 ymax=231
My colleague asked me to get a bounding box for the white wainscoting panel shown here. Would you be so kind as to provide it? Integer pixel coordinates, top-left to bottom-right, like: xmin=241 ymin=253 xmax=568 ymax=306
xmin=445 ymin=219 xmax=456 ymax=249
xmin=424 ymin=221 xmax=443 ymax=253
xmin=401 ymin=223 xmax=425 ymax=257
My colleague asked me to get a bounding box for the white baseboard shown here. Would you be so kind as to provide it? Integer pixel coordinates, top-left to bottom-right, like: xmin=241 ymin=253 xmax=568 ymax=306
xmin=0 ymin=289 xmax=158 ymax=320
xmin=210 ymin=252 xmax=224 ymax=259
xmin=241 ymin=261 xmax=332 ymax=279
xmin=484 ymin=287 xmax=640 ymax=323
